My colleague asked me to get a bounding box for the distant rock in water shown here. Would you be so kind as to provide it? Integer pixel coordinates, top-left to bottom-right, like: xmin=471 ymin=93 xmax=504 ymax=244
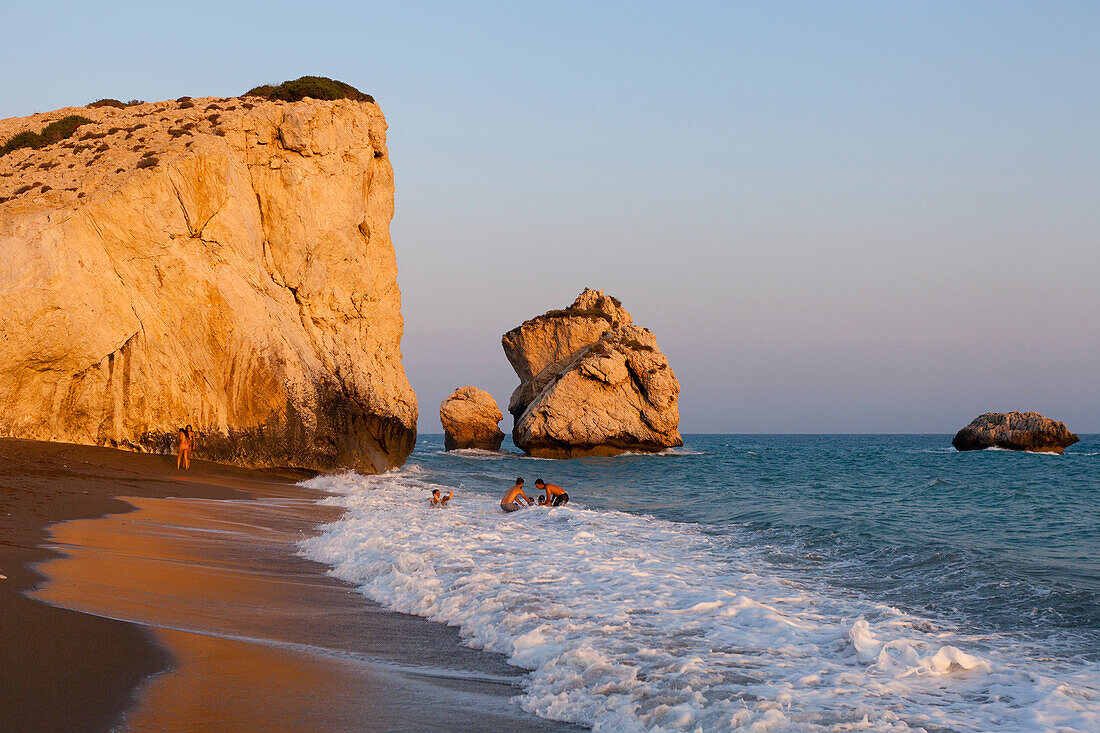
xmin=440 ymin=387 xmax=505 ymax=451
xmin=0 ymin=92 xmax=417 ymax=473
xmin=503 ymin=288 xmax=681 ymax=458
xmin=952 ymin=412 xmax=1079 ymax=454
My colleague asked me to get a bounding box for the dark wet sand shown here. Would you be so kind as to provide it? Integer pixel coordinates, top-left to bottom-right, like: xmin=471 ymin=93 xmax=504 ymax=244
xmin=0 ymin=439 xmax=573 ymax=732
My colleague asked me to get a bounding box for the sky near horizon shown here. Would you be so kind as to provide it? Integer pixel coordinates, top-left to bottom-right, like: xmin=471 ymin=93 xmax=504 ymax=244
xmin=3 ymin=2 xmax=1098 ymax=433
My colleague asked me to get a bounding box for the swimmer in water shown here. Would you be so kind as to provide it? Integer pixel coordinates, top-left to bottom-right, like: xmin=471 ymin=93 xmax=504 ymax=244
xmin=430 ymin=489 xmax=453 ymax=507
xmin=535 ymin=479 xmax=568 ymax=507
xmin=500 ymin=478 xmax=533 ymax=513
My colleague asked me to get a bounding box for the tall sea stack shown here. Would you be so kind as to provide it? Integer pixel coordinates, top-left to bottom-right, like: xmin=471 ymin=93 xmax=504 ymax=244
xmin=0 ymin=93 xmax=417 ymax=472
xmin=503 ymin=288 xmax=682 ymax=457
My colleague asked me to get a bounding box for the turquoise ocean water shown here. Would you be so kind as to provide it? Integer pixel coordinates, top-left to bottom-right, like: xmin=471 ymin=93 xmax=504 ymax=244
xmin=301 ymin=434 xmax=1100 ymax=731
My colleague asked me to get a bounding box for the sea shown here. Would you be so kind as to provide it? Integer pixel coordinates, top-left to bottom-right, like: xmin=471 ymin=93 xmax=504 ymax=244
xmin=299 ymin=434 xmax=1100 ymax=732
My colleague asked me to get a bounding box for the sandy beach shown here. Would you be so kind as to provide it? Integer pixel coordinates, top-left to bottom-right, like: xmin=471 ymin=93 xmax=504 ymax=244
xmin=0 ymin=439 xmax=573 ymax=732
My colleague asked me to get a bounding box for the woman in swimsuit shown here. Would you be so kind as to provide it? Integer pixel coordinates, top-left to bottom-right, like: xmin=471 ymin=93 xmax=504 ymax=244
xmin=177 ymin=425 xmax=194 ymax=470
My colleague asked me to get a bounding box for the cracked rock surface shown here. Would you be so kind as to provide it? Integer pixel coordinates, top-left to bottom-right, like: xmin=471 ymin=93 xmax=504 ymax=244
xmin=0 ymin=96 xmax=417 ymax=472
xmin=952 ymin=412 xmax=1079 ymax=454
xmin=503 ymin=288 xmax=681 ymax=458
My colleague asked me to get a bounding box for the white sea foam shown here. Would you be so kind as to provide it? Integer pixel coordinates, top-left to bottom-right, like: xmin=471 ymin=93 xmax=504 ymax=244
xmin=436 ymin=448 xmax=516 ymax=459
xmin=299 ymin=468 xmax=1100 ymax=732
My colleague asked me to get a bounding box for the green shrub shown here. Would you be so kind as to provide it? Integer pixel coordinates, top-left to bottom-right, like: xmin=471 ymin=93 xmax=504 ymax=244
xmin=1 ymin=114 xmax=93 ymax=156
xmin=243 ymin=76 xmax=374 ymax=103
xmin=539 ymin=308 xmax=617 ymax=324
xmin=88 ymin=98 xmax=126 ymax=108
xmin=41 ymin=115 xmax=93 ymax=144
xmin=1 ymin=130 xmax=43 ymax=155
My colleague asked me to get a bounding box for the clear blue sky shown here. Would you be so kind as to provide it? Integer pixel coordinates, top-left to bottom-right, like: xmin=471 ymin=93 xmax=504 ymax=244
xmin=4 ymin=2 xmax=1098 ymax=432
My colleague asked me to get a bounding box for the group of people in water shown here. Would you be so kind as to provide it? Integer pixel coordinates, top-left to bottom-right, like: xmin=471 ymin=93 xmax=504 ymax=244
xmin=174 ymin=423 xmax=565 ymax=513
xmin=501 ymin=477 xmax=568 ymax=511
xmin=430 ymin=477 xmax=569 ymax=512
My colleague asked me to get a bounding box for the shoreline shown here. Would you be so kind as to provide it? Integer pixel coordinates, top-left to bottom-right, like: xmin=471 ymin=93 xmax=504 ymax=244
xmin=1 ymin=439 xmax=572 ymax=732
xmin=0 ymin=439 xmax=263 ymax=732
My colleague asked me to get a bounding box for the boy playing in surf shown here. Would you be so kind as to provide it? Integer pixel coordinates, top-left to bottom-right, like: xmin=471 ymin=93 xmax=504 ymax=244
xmin=535 ymin=479 xmax=569 ymax=507
xmin=500 ymin=478 xmax=533 ymax=512
xmin=430 ymin=489 xmax=452 ymax=507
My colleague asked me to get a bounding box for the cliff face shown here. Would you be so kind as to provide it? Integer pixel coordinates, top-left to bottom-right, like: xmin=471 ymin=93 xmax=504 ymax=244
xmin=503 ymin=289 xmax=681 ymax=458
xmin=0 ymin=96 xmax=417 ymax=472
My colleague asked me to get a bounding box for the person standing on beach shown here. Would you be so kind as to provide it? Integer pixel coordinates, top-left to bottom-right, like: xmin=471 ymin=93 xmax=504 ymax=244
xmin=500 ymin=478 xmax=533 ymax=513
xmin=177 ymin=425 xmax=194 ymax=470
xmin=534 ymin=479 xmax=569 ymax=507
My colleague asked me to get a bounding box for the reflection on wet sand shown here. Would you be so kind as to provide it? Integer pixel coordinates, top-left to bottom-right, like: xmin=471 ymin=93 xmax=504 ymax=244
xmin=32 ymin=491 xmax=574 ymax=732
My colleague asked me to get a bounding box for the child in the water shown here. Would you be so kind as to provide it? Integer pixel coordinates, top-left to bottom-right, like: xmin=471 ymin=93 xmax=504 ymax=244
xmin=430 ymin=489 xmax=452 ymax=507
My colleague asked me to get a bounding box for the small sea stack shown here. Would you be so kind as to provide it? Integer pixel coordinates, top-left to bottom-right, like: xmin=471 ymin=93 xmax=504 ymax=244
xmin=502 ymin=288 xmax=681 ymax=458
xmin=952 ymin=412 xmax=1080 ymax=454
xmin=440 ymin=386 xmax=505 ymax=451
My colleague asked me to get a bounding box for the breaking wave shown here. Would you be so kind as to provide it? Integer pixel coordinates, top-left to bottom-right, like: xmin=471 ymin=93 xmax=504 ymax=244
xmin=299 ymin=467 xmax=1100 ymax=732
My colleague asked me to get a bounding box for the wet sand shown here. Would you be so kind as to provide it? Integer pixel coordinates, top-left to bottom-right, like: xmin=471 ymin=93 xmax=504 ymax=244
xmin=0 ymin=439 xmax=255 ymax=732
xmin=0 ymin=439 xmax=573 ymax=732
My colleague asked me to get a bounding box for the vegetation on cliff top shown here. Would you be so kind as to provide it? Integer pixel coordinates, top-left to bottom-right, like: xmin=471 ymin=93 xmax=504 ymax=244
xmin=87 ymin=98 xmax=144 ymax=109
xmin=1 ymin=115 xmax=94 ymax=157
xmin=243 ymin=76 xmax=374 ymax=103
xmin=2 ymin=77 xmax=369 ymax=158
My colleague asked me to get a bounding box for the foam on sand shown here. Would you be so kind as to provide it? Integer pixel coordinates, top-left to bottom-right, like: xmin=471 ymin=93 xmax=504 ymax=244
xmin=300 ymin=468 xmax=1100 ymax=732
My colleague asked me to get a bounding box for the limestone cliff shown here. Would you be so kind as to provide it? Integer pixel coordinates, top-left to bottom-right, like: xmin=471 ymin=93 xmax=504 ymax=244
xmin=0 ymin=95 xmax=417 ymax=472
xmin=503 ymin=289 xmax=681 ymax=457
